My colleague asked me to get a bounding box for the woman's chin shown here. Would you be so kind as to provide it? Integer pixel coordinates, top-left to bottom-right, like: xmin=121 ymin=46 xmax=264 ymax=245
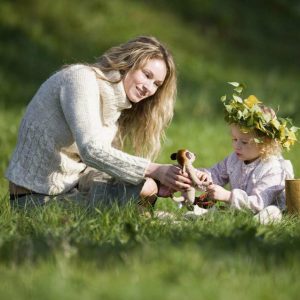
xmin=128 ymin=96 xmax=143 ymax=103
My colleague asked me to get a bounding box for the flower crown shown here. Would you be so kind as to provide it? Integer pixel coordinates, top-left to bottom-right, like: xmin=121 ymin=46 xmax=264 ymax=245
xmin=221 ymin=82 xmax=298 ymax=150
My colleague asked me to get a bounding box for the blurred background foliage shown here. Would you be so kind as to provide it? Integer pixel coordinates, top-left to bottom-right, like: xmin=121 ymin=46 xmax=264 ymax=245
xmin=0 ymin=0 xmax=299 ymax=117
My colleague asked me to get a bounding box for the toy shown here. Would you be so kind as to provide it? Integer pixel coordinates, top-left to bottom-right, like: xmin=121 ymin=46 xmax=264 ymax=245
xmin=170 ymin=149 xmax=212 ymax=210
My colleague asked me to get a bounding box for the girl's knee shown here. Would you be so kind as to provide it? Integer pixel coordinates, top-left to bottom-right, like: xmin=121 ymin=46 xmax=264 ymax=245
xmin=254 ymin=205 xmax=282 ymax=225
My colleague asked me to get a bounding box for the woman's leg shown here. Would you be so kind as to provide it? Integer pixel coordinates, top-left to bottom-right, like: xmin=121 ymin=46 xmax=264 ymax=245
xmin=79 ymin=167 xmax=146 ymax=206
xmin=139 ymin=178 xmax=158 ymax=208
xmin=9 ymin=188 xmax=81 ymax=209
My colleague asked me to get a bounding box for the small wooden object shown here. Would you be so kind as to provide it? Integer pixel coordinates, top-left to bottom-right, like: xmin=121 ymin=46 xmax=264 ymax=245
xmin=285 ymin=179 xmax=300 ymax=214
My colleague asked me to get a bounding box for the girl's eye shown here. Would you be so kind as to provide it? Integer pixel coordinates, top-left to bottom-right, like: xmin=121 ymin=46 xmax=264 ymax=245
xmin=242 ymin=141 xmax=248 ymax=145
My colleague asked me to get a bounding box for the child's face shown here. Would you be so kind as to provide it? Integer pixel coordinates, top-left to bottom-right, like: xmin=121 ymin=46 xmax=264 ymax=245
xmin=230 ymin=125 xmax=261 ymax=163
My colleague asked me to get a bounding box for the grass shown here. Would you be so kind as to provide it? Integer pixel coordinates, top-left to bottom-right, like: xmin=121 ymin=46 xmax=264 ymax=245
xmin=1 ymin=0 xmax=300 ymax=298
xmin=1 ymin=116 xmax=300 ymax=299
xmin=1 ymin=198 xmax=300 ymax=300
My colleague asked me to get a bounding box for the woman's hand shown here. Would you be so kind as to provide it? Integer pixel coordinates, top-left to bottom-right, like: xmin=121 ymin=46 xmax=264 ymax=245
xmin=195 ymin=170 xmax=212 ymax=186
xmin=157 ymin=184 xmax=176 ymax=198
xmin=146 ymin=163 xmax=192 ymax=191
xmin=206 ymin=184 xmax=231 ymax=202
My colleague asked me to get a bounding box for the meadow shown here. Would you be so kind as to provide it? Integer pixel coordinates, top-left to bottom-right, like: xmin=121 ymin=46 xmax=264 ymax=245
xmin=1 ymin=1 xmax=300 ymax=299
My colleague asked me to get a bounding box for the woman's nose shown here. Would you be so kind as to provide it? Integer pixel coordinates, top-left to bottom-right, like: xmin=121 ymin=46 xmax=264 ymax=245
xmin=144 ymin=81 xmax=156 ymax=95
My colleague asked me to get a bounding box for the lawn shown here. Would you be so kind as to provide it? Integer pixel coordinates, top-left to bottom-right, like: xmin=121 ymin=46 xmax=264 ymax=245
xmin=1 ymin=116 xmax=300 ymax=299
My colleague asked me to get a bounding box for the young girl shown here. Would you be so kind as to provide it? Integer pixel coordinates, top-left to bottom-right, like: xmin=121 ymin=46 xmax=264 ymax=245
xmin=194 ymin=83 xmax=298 ymax=224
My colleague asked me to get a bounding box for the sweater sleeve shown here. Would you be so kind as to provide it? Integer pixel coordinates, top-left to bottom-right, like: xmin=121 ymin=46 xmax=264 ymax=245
xmin=59 ymin=66 xmax=150 ymax=185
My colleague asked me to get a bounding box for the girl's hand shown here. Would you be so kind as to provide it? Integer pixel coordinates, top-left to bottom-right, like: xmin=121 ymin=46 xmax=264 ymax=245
xmin=206 ymin=184 xmax=231 ymax=202
xmin=146 ymin=163 xmax=192 ymax=191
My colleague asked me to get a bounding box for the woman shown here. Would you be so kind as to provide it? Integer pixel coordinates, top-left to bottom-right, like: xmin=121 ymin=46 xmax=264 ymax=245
xmin=6 ymin=36 xmax=193 ymax=207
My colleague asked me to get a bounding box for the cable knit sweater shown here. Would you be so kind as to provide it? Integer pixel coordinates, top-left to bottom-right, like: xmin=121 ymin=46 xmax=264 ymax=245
xmin=5 ymin=65 xmax=150 ymax=195
xmin=202 ymin=153 xmax=294 ymax=213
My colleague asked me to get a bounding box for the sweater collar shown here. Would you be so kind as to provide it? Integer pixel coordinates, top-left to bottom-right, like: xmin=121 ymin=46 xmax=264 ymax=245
xmin=92 ymin=68 xmax=132 ymax=125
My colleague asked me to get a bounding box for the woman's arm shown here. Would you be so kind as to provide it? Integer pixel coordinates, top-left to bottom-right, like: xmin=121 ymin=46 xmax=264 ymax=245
xmin=59 ymin=66 xmax=191 ymax=190
xmin=59 ymin=66 xmax=150 ymax=185
xmin=145 ymin=163 xmax=192 ymax=191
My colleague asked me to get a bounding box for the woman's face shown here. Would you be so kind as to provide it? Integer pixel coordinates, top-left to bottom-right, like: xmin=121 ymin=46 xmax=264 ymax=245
xmin=123 ymin=58 xmax=167 ymax=103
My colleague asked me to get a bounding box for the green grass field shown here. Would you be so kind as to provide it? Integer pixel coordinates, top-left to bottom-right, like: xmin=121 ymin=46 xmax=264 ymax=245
xmin=2 ymin=113 xmax=300 ymax=299
xmin=1 ymin=1 xmax=300 ymax=299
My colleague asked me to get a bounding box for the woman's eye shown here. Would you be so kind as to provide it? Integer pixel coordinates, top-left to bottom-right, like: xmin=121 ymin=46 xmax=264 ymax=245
xmin=143 ymin=71 xmax=150 ymax=78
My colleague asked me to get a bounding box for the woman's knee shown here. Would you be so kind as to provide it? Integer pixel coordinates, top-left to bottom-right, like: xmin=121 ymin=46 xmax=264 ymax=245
xmin=140 ymin=178 xmax=158 ymax=198
xmin=139 ymin=178 xmax=158 ymax=207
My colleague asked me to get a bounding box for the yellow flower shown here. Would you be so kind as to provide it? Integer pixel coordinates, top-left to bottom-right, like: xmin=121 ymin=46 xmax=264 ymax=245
xmin=223 ymin=82 xmax=298 ymax=150
xmin=279 ymin=125 xmax=286 ymax=141
xmin=244 ymin=95 xmax=261 ymax=108
xmin=270 ymin=118 xmax=281 ymax=129
xmin=287 ymin=130 xmax=297 ymax=142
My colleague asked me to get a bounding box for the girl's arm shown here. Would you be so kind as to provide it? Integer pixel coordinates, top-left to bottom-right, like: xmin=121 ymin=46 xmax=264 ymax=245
xmin=206 ymin=157 xmax=289 ymax=213
xmin=198 ymin=155 xmax=230 ymax=187
xmin=229 ymin=171 xmax=285 ymax=213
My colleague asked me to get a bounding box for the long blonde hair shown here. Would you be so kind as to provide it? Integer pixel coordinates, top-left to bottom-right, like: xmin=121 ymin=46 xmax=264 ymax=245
xmin=92 ymin=36 xmax=177 ymax=160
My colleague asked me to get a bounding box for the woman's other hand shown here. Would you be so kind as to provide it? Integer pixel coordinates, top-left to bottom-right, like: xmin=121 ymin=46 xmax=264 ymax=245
xmin=146 ymin=163 xmax=192 ymax=191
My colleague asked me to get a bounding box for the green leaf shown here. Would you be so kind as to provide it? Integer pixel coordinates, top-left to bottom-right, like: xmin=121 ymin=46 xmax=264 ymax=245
xmin=237 ymin=110 xmax=243 ymax=119
xmin=290 ymin=126 xmax=300 ymax=132
xmin=234 ymin=86 xmax=243 ymax=94
xmin=254 ymin=138 xmax=263 ymax=144
xmin=225 ymin=104 xmax=232 ymax=112
xmin=233 ymin=94 xmax=243 ymax=103
xmin=228 ymin=82 xmax=240 ymax=87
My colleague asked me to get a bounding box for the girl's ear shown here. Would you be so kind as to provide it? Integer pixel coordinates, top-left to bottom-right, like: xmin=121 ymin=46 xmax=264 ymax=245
xmin=170 ymin=153 xmax=177 ymax=160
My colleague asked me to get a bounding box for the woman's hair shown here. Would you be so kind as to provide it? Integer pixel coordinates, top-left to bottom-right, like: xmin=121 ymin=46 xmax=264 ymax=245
xmin=91 ymin=36 xmax=177 ymax=160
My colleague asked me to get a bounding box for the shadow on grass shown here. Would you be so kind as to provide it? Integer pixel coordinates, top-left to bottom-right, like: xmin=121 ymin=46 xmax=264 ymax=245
xmin=1 ymin=198 xmax=300 ymax=267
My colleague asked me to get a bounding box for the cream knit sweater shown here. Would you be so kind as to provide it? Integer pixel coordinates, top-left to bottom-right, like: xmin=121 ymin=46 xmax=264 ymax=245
xmin=6 ymin=65 xmax=150 ymax=195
